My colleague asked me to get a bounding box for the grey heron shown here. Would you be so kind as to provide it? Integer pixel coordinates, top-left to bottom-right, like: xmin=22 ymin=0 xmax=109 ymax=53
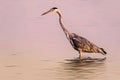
xmin=41 ymin=7 xmax=107 ymax=60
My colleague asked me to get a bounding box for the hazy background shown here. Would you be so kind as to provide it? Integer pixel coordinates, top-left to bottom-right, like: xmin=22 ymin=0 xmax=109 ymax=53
xmin=0 ymin=0 xmax=120 ymax=80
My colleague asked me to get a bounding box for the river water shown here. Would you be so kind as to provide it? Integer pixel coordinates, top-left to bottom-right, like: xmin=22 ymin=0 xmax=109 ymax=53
xmin=0 ymin=0 xmax=120 ymax=80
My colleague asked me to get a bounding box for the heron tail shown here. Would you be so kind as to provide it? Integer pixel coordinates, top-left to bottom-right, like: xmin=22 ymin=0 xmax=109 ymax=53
xmin=99 ymin=48 xmax=107 ymax=55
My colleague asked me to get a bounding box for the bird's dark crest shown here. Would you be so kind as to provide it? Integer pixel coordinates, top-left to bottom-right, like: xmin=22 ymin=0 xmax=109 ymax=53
xmin=52 ymin=7 xmax=58 ymax=9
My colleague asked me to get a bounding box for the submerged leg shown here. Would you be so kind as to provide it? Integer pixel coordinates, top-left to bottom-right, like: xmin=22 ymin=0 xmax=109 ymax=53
xmin=79 ymin=50 xmax=82 ymax=60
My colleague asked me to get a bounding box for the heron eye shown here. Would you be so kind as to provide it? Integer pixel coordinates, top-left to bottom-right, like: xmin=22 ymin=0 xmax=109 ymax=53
xmin=52 ymin=7 xmax=58 ymax=9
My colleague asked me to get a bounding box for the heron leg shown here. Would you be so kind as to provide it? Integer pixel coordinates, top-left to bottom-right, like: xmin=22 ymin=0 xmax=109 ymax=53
xmin=79 ymin=50 xmax=82 ymax=60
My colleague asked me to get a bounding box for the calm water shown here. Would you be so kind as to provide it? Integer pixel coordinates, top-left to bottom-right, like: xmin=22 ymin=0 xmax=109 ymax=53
xmin=0 ymin=0 xmax=120 ymax=80
xmin=0 ymin=54 xmax=120 ymax=80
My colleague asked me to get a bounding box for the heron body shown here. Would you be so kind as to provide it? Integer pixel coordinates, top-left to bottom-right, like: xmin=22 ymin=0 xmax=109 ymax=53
xmin=69 ymin=33 xmax=106 ymax=54
xmin=42 ymin=7 xmax=107 ymax=60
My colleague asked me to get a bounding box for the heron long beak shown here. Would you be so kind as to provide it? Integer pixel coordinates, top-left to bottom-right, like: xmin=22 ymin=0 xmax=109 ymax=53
xmin=41 ymin=9 xmax=52 ymax=16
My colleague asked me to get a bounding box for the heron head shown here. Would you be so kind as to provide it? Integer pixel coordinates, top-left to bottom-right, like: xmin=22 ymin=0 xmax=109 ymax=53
xmin=41 ymin=7 xmax=59 ymax=16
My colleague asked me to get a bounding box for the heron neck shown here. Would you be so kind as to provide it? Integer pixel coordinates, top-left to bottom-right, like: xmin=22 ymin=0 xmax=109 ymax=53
xmin=57 ymin=11 xmax=71 ymax=37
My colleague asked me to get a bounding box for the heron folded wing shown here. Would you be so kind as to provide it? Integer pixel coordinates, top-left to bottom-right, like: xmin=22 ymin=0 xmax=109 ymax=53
xmin=72 ymin=34 xmax=100 ymax=53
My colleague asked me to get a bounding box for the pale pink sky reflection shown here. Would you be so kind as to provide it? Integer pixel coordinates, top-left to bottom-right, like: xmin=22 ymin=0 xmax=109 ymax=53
xmin=1 ymin=0 xmax=120 ymax=80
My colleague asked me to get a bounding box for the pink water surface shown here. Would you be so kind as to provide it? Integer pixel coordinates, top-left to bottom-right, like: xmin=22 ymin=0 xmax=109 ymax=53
xmin=0 ymin=0 xmax=120 ymax=80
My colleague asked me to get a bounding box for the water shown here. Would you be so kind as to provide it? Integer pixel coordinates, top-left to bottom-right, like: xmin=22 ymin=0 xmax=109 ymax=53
xmin=0 ymin=54 xmax=119 ymax=80
xmin=0 ymin=0 xmax=120 ymax=80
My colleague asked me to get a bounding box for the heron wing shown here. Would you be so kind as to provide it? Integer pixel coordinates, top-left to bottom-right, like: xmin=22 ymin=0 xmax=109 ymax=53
xmin=71 ymin=33 xmax=100 ymax=53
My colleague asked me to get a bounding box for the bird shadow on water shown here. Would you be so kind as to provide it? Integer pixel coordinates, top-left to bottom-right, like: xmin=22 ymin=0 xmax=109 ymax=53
xmin=57 ymin=57 xmax=106 ymax=80
xmin=64 ymin=57 xmax=106 ymax=67
xmin=66 ymin=57 xmax=106 ymax=63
